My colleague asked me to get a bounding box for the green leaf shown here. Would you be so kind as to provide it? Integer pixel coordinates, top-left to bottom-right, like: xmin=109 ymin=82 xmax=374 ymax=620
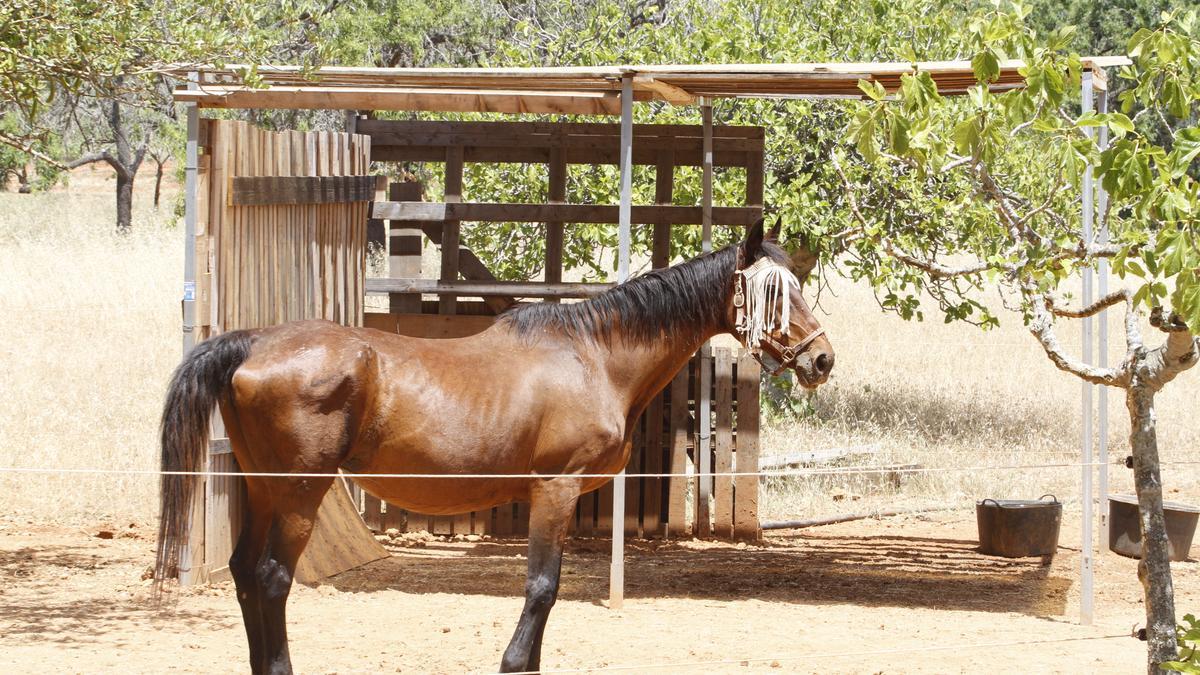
xmin=971 ymin=50 xmax=1000 ymax=83
xmin=857 ymin=79 xmax=887 ymax=102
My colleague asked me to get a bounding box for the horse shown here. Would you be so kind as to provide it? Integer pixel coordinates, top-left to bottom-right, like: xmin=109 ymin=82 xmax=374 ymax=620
xmin=154 ymin=218 xmax=834 ymax=674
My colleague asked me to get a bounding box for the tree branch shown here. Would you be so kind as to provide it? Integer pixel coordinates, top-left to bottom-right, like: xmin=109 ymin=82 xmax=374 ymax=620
xmin=1046 ymin=289 xmax=1129 ymax=318
xmin=0 ymin=131 xmax=65 ymax=169
xmin=1028 ymin=288 xmax=1130 ymax=387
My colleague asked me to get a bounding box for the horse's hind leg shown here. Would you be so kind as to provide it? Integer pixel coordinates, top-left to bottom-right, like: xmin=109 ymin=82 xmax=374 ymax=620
xmin=229 ymin=482 xmax=273 ymax=673
xmin=256 ymin=477 xmax=332 ymax=675
xmin=499 ymin=479 xmax=581 ymax=673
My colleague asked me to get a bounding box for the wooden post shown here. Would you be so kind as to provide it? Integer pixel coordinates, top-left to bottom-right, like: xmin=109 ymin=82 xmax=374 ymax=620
xmin=734 ymin=352 xmax=762 ymax=540
xmin=389 ymin=182 xmax=423 ymax=314
xmin=440 ymin=146 xmax=464 ymax=315
xmin=545 ymin=146 xmax=566 ymax=303
xmin=666 ymin=364 xmax=691 ymax=537
xmin=713 ymin=348 xmax=734 ymax=538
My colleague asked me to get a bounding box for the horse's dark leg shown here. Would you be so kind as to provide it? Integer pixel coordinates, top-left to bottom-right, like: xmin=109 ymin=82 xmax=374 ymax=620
xmin=500 ymin=479 xmax=580 ymax=673
xmin=257 ymin=478 xmax=332 ymax=675
xmin=229 ymin=487 xmax=272 ymax=674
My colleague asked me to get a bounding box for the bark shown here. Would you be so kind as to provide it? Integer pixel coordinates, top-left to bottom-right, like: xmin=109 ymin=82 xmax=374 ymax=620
xmin=152 ymin=155 xmax=165 ymax=207
xmin=1126 ymin=376 xmax=1178 ymax=673
xmin=1126 ymin=329 xmax=1199 ymax=674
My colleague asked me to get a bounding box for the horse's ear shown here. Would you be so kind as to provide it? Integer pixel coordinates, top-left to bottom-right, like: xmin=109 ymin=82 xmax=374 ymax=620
xmin=768 ymin=218 xmax=782 ymax=242
xmin=740 ymin=218 xmax=765 ymax=266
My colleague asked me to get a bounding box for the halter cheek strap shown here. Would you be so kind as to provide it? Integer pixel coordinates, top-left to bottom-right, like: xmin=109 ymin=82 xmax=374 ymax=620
xmin=732 ymin=257 xmax=824 ymax=376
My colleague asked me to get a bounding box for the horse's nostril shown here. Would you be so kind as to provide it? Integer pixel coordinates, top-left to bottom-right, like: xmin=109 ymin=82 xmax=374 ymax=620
xmin=814 ymin=352 xmax=832 ymax=376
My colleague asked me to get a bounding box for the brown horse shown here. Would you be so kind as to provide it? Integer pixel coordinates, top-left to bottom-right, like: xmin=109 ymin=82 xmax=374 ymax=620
xmin=154 ymin=219 xmax=833 ymax=674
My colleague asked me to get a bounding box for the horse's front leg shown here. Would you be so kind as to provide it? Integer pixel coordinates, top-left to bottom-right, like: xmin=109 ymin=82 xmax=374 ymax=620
xmin=499 ymin=478 xmax=580 ymax=673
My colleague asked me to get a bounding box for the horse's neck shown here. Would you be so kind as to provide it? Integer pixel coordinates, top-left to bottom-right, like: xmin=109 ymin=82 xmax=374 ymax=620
xmin=601 ymin=327 xmax=722 ymax=414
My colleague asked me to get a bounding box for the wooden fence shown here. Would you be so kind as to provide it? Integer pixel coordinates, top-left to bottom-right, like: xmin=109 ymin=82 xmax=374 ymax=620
xmin=183 ymin=120 xmax=385 ymax=584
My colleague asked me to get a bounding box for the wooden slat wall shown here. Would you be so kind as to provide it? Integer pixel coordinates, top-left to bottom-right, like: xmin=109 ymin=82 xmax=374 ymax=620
xmin=189 ymin=119 xmax=372 ymax=582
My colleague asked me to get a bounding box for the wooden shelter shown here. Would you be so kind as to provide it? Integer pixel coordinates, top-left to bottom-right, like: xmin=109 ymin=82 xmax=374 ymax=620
xmin=173 ymin=57 xmax=1129 ymax=611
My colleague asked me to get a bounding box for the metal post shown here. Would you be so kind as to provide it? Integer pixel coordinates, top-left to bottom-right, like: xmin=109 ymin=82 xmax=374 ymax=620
xmin=609 ymin=74 xmax=634 ymax=610
xmin=182 ymin=84 xmax=199 ymax=357
xmin=1096 ymin=82 xmax=1111 ymax=558
xmin=178 ymin=76 xmax=200 ymax=585
xmin=1079 ymin=70 xmax=1096 ymax=626
xmin=696 ymin=99 xmax=714 ymax=537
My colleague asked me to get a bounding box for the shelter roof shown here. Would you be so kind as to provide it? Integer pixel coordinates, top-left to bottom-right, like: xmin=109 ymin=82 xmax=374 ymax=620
xmin=172 ymin=57 xmax=1132 ymax=115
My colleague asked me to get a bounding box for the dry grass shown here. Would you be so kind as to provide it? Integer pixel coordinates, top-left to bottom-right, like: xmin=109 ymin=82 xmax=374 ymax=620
xmin=1 ymin=172 xmax=1197 ymax=527
xmin=0 ymin=181 xmax=181 ymax=522
xmin=759 ymin=273 xmax=1200 ymax=523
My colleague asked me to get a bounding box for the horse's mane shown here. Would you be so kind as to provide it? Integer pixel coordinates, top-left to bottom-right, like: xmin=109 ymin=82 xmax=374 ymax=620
xmin=498 ymin=240 xmax=791 ymax=346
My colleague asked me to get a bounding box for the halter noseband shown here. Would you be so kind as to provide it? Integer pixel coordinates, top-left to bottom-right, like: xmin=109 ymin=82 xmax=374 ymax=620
xmin=732 ymin=257 xmax=826 ymax=377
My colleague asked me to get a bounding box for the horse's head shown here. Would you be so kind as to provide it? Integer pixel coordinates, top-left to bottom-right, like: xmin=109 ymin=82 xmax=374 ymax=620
xmin=727 ymin=219 xmax=834 ymax=388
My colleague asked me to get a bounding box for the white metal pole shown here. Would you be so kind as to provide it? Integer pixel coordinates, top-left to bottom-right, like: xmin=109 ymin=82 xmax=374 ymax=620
xmin=1096 ymin=82 xmax=1111 ymax=558
xmin=609 ymin=74 xmax=634 ymax=610
xmin=178 ymin=78 xmax=200 ymax=586
xmin=696 ymin=99 xmax=714 ymax=537
xmin=1080 ymin=70 xmax=1096 ymax=626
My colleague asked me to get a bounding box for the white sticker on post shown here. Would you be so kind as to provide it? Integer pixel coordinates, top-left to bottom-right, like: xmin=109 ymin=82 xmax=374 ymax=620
xmin=183 ymin=281 xmax=196 ymax=301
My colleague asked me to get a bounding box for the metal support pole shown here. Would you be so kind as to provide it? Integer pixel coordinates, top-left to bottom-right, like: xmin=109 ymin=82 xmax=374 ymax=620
xmin=182 ymin=86 xmax=199 ymax=357
xmin=696 ymin=99 xmax=714 ymax=537
xmin=1096 ymin=83 xmax=1111 ymax=558
xmin=1080 ymin=70 xmax=1096 ymax=626
xmin=177 ymin=79 xmax=200 ymax=585
xmin=609 ymin=74 xmax=634 ymax=610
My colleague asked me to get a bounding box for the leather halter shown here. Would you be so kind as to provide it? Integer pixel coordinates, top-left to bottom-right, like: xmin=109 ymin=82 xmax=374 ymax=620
xmin=732 ymin=259 xmax=826 ymax=377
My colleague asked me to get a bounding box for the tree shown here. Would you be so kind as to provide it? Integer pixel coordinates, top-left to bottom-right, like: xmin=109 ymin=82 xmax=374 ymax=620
xmin=1 ymin=0 xmax=333 ymax=230
xmin=835 ymin=5 xmax=1199 ymax=671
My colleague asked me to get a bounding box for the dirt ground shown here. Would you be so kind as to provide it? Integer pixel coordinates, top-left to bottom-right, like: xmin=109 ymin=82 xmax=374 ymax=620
xmin=0 ymin=511 xmax=1195 ymax=674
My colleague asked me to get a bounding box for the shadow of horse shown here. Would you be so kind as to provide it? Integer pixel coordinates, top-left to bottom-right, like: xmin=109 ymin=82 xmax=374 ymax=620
xmin=324 ymin=531 xmax=1071 ymax=617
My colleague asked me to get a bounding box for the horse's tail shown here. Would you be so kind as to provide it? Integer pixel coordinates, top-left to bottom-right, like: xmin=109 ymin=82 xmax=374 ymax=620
xmin=154 ymin=330 xmax=254 ymax=593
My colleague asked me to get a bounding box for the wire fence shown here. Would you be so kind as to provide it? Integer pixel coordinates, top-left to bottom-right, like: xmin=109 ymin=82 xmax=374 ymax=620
xmin=0 ymin=459 xmax=1196 ymax=480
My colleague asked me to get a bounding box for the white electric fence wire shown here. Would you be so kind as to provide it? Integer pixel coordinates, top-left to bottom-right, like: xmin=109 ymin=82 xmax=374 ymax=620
xmin=0 ymin=461 xmax=1196 ymax=480
xmin=488 ymin=633 xmax=1130 ymax=675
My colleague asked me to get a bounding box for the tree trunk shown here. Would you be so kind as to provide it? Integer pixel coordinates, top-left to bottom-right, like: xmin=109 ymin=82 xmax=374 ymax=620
xmin=153 ymin=158 xmax=164 ymax=207
xmin=115 ymin=170 xmax=134 ymax=233
xmin=1125 ymin=376 xmax=1178 ymax=674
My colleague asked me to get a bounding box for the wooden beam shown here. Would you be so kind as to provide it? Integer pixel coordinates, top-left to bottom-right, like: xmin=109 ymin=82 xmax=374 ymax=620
xmin=229 ymin=175 xmax=376 ymax=205
xmin=653 ymin=149 xmax=674 ymax=269
xmin=372 ymin=201 xmax=762 ymax=226
xmin=365 ymin=278 xmax=613 ymax=298
xmin=175 ymin=86 xmax=635 ymax=115
xmin=632 ymin=75 xmax=696 ymax=105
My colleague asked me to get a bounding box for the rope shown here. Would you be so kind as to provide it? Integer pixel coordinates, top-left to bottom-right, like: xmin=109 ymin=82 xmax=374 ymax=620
xmin=0 ymin=460 xmax=1195 ymax=480
xmin=488 ymin=632 xmax=1131 ymax=674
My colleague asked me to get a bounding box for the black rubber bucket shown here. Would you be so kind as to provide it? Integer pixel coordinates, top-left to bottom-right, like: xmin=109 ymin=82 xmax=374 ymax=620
xmin=976 ymin=495 xmax=1062 ymax=558
xmin=1108 ymin=494 xmax=1199 ymax=562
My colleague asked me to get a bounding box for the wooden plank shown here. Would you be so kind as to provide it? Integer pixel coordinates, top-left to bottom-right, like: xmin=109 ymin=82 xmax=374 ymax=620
xmin=495 ymin=503 xmax=514 ymax=536
xmin=363 ymin=312 xmax=496 ymax=339
xmin=357 ymin=118 xmax=764 ymax=140
xmin=746 ymin=152 xmax=764 ymax=206
xmin=230 ymin=175 xmax=377 ymax=206
xmin=713 ymin=347 xmax=734 ymax=539
xmin=578 ymin=489 xmax=595 ymax=537
xmin=515 ymin=502 xmax=530 ymax=537
xmin=666 ymin=361 xmax=691 ymax=537
xmin=653 ymin=149 xmax=674 ymax=268
xmin=625 ymin=416 xmax=642 ymax=539
xmin=643 ymin=391 xmax=664 ymax=538
xmin=734 ymin=352 xmax=762 ymax=541
xmin=596 ymin=479 xmax=613 ymax=536
xmin=440 ymin=146 xmax=463 ymax=315
xmin=294 ymin=482 xmax=390 ymax=583
xmin=373 ymin=144 xmax=756 ymax=168
xmin=412 ymin=222 xmax=514 ymax=313
xmin=372 ymin=201 xmax=762 ymax=226
xmin=366 ymin=278 xmax=613 ymax=298
xmin=177 ymin=85 xmax=629 ymax=116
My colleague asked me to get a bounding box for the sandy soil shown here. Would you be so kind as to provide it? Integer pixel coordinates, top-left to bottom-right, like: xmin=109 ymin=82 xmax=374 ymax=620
xmin=1 ymin=511 xmax=1195 ymax=674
